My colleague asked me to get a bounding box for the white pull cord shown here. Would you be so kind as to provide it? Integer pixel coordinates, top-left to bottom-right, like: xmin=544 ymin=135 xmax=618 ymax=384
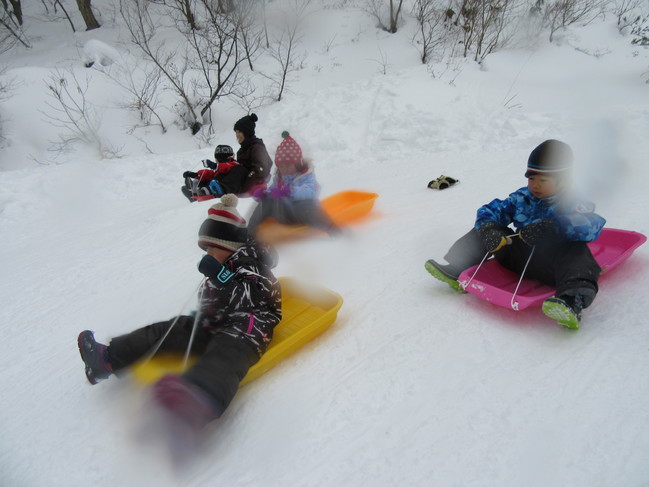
xmin=460 ymin=233 xmax=519 ymax=291
xmin=510 ymin=245 xmax=535 ymax=310
xmin=460 ymin=233 xmax=535 ymax=311
xmin=182 ymin=283 xmax=205 ymax=368
xmin=140 ymin=278 xmax=205 ymax=365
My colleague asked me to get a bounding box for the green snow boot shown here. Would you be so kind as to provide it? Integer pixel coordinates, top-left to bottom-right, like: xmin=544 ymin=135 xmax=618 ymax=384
xmin=425 ymin=259 xmax=466 ymax=293
xmin=542 ymin=295 xmax=583 ymax=330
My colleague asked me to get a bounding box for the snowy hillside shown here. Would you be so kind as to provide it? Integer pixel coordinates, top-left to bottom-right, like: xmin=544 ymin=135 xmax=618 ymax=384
xmin=1 ymin=2 xmax=649 ymax=487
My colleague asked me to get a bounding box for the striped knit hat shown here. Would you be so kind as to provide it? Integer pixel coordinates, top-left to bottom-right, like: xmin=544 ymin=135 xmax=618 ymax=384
xmin=198 ymin=194 xmax=248 ymax=252
xmin=274 ymin=131 xmax=303 ymax=167
xmin=525 ymin=139 xmax=573 ymax=178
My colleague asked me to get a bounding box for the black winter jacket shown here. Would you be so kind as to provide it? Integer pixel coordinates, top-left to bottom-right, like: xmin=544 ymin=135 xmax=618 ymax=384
xmin=197 ymin=239 xmax=281 ymax=355
xmin=236 ymin=137 xmax=273 ymax=192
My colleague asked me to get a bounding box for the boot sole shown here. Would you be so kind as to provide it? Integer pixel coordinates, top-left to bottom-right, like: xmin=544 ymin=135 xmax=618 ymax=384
xmin=425 ymin=261 xmax=466 ymax=293
xmin=542 ymin=299 xmax=581 ymax=330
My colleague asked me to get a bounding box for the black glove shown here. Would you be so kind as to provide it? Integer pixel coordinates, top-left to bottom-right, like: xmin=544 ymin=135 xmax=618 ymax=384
xmin=183 ymin=171 xmax=198 ymax=179
xmin=202 ymin=159 xmax=218 ymax=170
xmin=519 ymin=219 xmax=558 ymax=245
xmin=477 ymin=222 xmax=512 ymax=253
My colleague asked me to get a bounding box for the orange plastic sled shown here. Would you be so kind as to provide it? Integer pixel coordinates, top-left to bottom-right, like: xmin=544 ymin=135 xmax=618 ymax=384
xmin=131 ymin=277 xmax=343 ymax=386
xmin=255 ymin=190 xmax=378 ymax=244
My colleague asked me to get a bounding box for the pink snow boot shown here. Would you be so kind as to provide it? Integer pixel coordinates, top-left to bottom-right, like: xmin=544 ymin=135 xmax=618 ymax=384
xmin=152 ymin=375 xmax=220 ymax=431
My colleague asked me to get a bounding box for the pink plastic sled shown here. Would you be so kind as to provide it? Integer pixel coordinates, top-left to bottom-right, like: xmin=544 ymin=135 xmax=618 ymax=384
xmin=458 ymin=228 xmax=647 ymax=310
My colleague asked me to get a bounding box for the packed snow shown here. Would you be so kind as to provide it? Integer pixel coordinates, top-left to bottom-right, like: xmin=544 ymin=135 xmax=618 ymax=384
xmin=1 ymin=2 xmax=648 ymax=486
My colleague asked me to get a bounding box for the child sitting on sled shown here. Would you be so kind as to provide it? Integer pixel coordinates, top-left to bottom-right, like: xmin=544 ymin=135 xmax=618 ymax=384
xmin=247 ymin=131 xmax=341 ymax=237
xmin=77 ymin=194 xmax=282 ymax=429
xmin=425 ymin=139 xmax=606 ymax=329
xmin=181 ymin=144 xmax=237 ymax=201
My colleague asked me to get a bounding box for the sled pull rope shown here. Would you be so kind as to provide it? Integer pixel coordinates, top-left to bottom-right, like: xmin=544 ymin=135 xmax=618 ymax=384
xmin=183 ymin=283 xmax=205 ymax=368
xmin=460 ymin=251 xmax=491 ymax=291
xmin=459 ymin=233 xmax=520 ymax=292
xmin=141 ymin=279 xmax=205 ymax=365
xmin=510 ymin=245 xmax=535 ymax=311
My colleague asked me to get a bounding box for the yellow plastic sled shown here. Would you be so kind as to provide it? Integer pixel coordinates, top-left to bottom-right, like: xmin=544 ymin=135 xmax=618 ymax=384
xmin=131 ymin=277 xmax=343 ymax=386
xmin=255 ymin=190 xmax=379 ymax=244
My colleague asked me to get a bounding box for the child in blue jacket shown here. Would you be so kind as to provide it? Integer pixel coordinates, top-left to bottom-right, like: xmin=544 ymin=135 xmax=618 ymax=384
xmin=247 ymin=131 xmax=340 ymax=236
xmin=425 ymin=140 xmax=606 ymax=329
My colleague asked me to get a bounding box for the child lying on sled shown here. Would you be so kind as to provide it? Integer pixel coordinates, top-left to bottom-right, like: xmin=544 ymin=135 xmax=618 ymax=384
xmin=425 ymin=139 xmax=606 ymax=329
xmin=78 ymin=194 xmax=282 ymax=430
xmin=181 ymin=144 xmax=238 ymax=201
xmin=247 ymin=131 xmax=341 ymax=237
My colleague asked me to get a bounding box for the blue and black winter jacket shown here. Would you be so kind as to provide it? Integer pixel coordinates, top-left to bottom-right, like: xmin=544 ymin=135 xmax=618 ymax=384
xmin=475 ymin=187 xmax=606 ymax=242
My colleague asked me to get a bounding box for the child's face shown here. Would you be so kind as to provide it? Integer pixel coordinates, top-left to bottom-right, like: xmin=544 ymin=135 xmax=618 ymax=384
xmin=206 ymin=246 xmax=234 ymax=263
xmin=278 ymin=163 xmax=297 ymax=175
xmin=527 ymin=174 xmax=563 ymax=199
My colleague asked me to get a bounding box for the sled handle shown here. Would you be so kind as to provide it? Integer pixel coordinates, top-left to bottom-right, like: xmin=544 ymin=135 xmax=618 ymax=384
xmin=510 ymin=244 xmax=536 ymax=311
xmin=139 ymin=278 xmax=205 ymax=366
xmin=460 ymin=233 xmax=520 ymax=292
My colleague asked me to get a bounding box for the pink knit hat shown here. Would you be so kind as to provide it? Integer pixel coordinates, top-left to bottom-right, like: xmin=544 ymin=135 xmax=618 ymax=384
xmin=274 ymin=131 xmax=303 ymax=167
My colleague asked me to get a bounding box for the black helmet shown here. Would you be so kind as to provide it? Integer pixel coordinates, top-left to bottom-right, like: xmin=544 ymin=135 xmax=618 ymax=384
xmin=214 ymin=144 xmax=234 ymax=163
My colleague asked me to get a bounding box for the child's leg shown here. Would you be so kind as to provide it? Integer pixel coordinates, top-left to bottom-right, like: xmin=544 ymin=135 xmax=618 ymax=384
xmin=443 ymin=228 xmax=494 ymax=270
xmin=499 ymin=240 xmax=600 ymax=307
xmin=108 ymin=316 xmax=209 ymax=372
xmin=182 ymin=334 xmax=259 ymax=418
xmin=247 ymin=200 xmax=281 ymax=232
xmin=552 ymin=242 xmax=600 ymax=307
xmin=292 ymin=200 xmax=340 ymax=234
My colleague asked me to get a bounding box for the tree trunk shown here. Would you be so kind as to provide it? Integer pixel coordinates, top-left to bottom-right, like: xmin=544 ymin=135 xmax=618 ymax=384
xmin=76 ymin=0 xmax=100 ymax=31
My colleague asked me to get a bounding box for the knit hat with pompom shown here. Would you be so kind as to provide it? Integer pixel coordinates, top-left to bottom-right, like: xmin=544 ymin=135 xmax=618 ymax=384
xmin=233 ymin=113 xmax=258 ymax=138
xmin=274 ymin=131 xmax=303 ymax=167
xmin=198 ymin=194 xmax=248 ymax=251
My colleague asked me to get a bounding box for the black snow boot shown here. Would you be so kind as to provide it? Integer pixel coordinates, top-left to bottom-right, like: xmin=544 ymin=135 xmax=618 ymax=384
xmin=78 ymin=330 xmax=113 ymax=385
xmin=181 ymin=186 xmax=195 ymax=203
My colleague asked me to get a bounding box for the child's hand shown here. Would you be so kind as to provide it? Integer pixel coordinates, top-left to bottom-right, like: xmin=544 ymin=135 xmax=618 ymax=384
xmin=478 ymin=223 xmax=512 ymax=253
xmin=202 ymin=159 xmax=218 ymax=170
xmin=183 ymin=171 xmax=199 ymax=178
xmin=250 ymin=186 xmax=268 ymax=201
xmin=269 ymin=186 xmax=290 ymax=199
xmin=519 ymin=219 xmax=558 ymax=245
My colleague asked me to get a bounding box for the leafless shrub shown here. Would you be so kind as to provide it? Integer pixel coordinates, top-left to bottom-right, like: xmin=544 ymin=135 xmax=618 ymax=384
xmin=369 ymin=47 xmax=391 ymax=74
xmin=42 ymin=69 xmax=119 ymax=158
xmin=535 ymin=0 xmax=606 ymax=42
xmin=119 ymin=0 xmax=200 ymax=131
xmin=412 ymin=0 xmax=456 ymax=64
xmin=610 ymin=0 xmax=642 ymax=32
xmin=102 ymin=60 xmax=167 ymax=133
xmin=447 ymin=0 xmax=518 ymax=62
xmin=0 ymin=1 xmax=30 ymax=51
xmin=362 ymin=0 xmax=405 ymax=33
xmin=230 ymin=0 xmax=264 ymax=71
xmin=261 ymin=0 xmax=311 ymax=102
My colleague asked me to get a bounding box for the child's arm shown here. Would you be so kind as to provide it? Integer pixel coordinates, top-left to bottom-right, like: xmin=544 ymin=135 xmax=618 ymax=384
xmin=520 ymin=202 xmax=606 ymax=244
xmin=555 ymin=205 xmax=606 ymax=242
xmin=214 ymin=161 xmax=238 ymax=175
xmin=197 ymin=169 xmax=217 ymax=182
xmin=290 ymin=172 xmax=320 ymax=200
xmin=475 ymin=193 xmax=519 ymax=230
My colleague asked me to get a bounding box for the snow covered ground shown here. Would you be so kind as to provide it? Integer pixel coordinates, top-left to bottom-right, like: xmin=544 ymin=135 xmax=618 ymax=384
xmin=1 ymin=2 xmax=649 ymax=486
